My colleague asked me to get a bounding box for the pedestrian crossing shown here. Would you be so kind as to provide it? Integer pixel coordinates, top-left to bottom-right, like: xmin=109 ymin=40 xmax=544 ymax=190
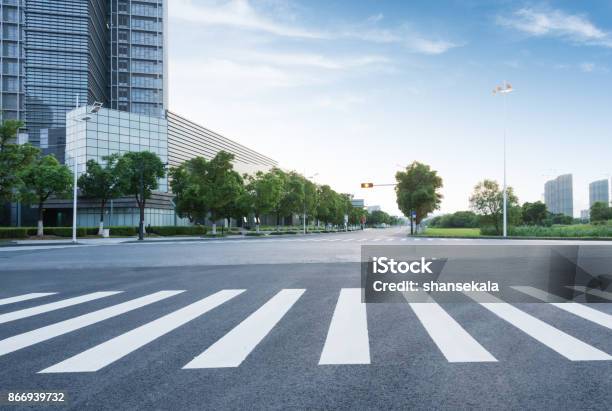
xmin=159 ymin=236 xmax=469 ymax=246
xmin=0 ymin=286 xmax=610 ymax=375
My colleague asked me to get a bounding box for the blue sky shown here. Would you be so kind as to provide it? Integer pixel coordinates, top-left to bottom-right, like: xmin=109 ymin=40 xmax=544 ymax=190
xmin=167 ymin=0 xmax=612 ymax=216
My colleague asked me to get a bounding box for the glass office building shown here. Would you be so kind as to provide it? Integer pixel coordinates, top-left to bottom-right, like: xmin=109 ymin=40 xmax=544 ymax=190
xmin=0 ymin=0 xmax=166 ymax=150
xmin=544 ymin=174 xmax=574 ymax=217
xmin=64 ymin=105 xmax=179 ymax=226
xmin=589 ymin=179 xmax=609 ymax=208
xmin=110 ymin=0 xmax=167 ymax=117
xmin=0 ymin=0 xmax=25 ymax=124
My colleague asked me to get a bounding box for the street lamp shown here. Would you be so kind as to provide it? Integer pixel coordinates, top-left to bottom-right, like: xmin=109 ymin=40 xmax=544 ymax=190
xmin=492 ymin=81 xmax=513 ymax=237
xmin=71 ymin=102 xmax=103 ymax=243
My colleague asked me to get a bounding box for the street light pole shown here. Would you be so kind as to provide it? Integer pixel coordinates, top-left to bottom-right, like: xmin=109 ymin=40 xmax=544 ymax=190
xmin=492 ymin=81 xmax=513 ymax=237
xmin=303 ymin=172 xmax=318 ymax=234
xmin=71 ymin=101 xmax=103 ymax=243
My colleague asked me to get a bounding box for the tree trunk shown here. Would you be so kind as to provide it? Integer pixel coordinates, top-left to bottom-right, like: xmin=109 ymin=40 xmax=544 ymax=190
xmin=98 ymin=200 xmax=106 ymax=235
xmin=37 ymin=201 xmax=44 ymax=237
xmin=138 ymin=198 xmax=145 ymax=240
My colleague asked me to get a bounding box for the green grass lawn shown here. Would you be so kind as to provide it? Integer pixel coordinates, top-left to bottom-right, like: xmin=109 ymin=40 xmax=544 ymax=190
xmin=419 ymin=228 xmax=481 ymax=237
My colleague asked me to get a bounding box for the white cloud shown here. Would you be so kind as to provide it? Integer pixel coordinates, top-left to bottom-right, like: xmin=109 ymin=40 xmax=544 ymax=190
xmin=498 ymin=8 xmax=612 ymax=47
xmin=239 ymin=52 xmax=390 ymax=70
xmin=580 ymin=62 xmax=595 ymax=72
xmin=170 ymin=0 xmax=326 ymax=39
xmin=171 ymin=0 xmax=460 ymax=55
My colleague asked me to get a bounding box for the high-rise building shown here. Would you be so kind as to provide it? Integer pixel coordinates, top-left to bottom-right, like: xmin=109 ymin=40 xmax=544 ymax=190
xmin=110 ymin=0 xmax=166 ymax=117
xmin=544 ymin=174 xmax=573 ymax=217
xmin=0 ymin=0 xmax=166 ymax=153
xmin=589 ymin=179 xmax=609 ymax=208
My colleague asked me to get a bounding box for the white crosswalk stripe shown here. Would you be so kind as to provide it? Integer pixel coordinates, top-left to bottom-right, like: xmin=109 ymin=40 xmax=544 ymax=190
xmin=569 ymin=286 xmax=612 ymax=301
xmin=0 ymin=291 xmax=183 ymax=357
xmin=40 ymin=290 xmax=245 ymax=373
xmin=0 ymin=293 xmax=57 ymax=306
xmin=319 ymin=288 xmax=370 ymax=365
xmin=0 ymin=291 xmax=122 ymax=325
xmin=183 ymin=289 xmax=305 ymax=369
xmin=0 ymin=286 xmax=610 ymax=372
xmin=512 ymin=286 xmax=612 ymax=330
xmin=406 ymin=291 xmax=496 ymax=362
xmin=464 ymin=291 xmax=611 ymax=361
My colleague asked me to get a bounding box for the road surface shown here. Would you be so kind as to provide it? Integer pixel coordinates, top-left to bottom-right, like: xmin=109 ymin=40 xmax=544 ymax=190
xmin=0 ymin=229 xmax=610 ymax=410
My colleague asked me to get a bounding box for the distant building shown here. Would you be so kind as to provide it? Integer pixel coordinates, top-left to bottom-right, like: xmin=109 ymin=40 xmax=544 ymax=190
xmin=589 ymin=179 xmax=609 ymax=208
xmin=351 ymin=199 xmax=365 ymax=208
xmin=544 ymin=174 xmax=573 ymax=217
xmin=580 ymin=209 xmax=590 ymax=222
xmin=367 ymin=205 xmax=381 ymax=213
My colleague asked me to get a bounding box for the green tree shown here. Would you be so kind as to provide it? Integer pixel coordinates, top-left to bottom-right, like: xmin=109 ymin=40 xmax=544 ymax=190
xmin=116 ymin=151 xmax=166 ymax=240
xmin=78 ymin=154 xmax=123 ymax=234
xmin=589 ymin=201 xmax=611 ymax=223
xmin=0 ymin=120 xmax=40 ymax=202
xmin=201 ymin=152 xmax=245 ymax=234
xmin=316 ymin=185 xmax=337 ymax=226
xmin=245 ymin=170 xmax=283 ymax=232
xmin=273 ymin=169 xmax=306 ymax=229
xmin=469 ymin=179 xmax=519 ymax=235
xmin=368 ymin=209 xmax=392 ymax=225
xmin=302 ymin=177 xmax=319 ymax=227
xmin=170 ymin=156 xmax=209 ymax=225
xmin=395 ymin=161 xmax=443 ymax=234
xmin=19 ymin=155 xmax=72 ymax=237
xmin=521 ymin=201 xmax=548 ymax=226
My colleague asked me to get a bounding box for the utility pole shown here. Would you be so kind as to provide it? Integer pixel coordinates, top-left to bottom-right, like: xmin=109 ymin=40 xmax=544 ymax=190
xmin=138 ymin=159 xmax=144 ymax=241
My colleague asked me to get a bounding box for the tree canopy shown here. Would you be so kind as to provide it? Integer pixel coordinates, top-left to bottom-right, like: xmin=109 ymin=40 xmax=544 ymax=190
xmin=0 ymin=120 xmax=40 ymax=202
xmin=395 ymin=161 xmax=443 ymax=232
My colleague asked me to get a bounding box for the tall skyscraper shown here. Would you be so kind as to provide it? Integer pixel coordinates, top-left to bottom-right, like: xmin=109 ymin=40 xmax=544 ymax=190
xmin=544 ymin=174 xmax=573 ymax=217
xmin=589 ymin=179 xmax=609 ymax=208
xmin=0 ymin=0 xmax=166 ymax=155
xmin=110 ymin=0 xmax=166 ymax=117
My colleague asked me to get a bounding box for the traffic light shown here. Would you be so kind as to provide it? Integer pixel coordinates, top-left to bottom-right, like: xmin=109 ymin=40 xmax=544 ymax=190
xmin=361 ymin=182 xmax=374 ymax=188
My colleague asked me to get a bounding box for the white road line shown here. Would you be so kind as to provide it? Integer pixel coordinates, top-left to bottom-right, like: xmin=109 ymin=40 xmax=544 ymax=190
xmin=0 ymin=291 xmax=122 ymax=325
xmin=358 ymin=238 xmax=368 ymax=242
xmin=372 ymin=238 xmax=381 ymax=242
xmin=319 ymin=288 xmax=370 ymax=365
xmin=569 ymin=286 xmax=612 ymax=301
xmin=0 ymin=293 xmax=57 ymax=307
xmin=341 ymin=238 xmax=354 ymax=242
xmin=40 ymin=290 xmax=245 ymax=373
xmin=464 ymin=291 xmax=611 ymax=361
xmin=413 ymin=238 xmax=421 ymax=241
xmin=407 ymin=293 xmax=496 ymax=362
xmin=0 ymin=291 xmax=183 ymax=357
xmin=513 ymin=286 xmax=612 ymax=330
xmin=386 ymin=238 xmax=394 ymax=242
xmin=183 ymin=289 xmax=305 ymax=369
xmin=401 ymin=238 xmax=407 ymax=242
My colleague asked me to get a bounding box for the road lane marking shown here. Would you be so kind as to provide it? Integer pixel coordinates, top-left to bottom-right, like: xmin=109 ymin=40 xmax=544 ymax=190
xmin=319 ymin=288 xmax=370 ymax=365
xmin=39 ymin=290 xmax=245 ymax=373
xmin=569 ymin=286 xmax=612 ymax=301
xmin=0 ymin=293 xmax=57 ymax=307
xmin=401 ymin=238 xmax=407 ymax=242
xmin=513 ymin=286 xmax=612 ymax=330
xmin=0 ymin=291 xmax=183 ymax=357
xmin=407 ymin=292 xmax=496 ymax=362
xmin=464 ymin=291 xmax=611 ymax=361
xmin=372 ymin=238 xmax=381 ymax=242
xmin=0 ymin=291 xmax=122 ymax=325
xmin=183 ymin=289 xmax=305 ymax=369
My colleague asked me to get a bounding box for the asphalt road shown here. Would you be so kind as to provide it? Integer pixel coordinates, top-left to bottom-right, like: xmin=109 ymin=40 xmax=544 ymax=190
xmin=0 ymin=228 xmax=610 ymax=410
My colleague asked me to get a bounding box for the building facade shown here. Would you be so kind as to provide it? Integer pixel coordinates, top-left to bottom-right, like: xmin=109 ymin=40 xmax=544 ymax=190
xmin=589 ymin=179 xmax=609 ymax=208
xmin=167 ymin=111 xmax=277 ymax=175
xmin=0 ymin=0 xmax=166 ymax=152
xmin=544 ymin=174 xmax=573 ymax=217
xmin=109 ymin=0 xmax=166 ymax=117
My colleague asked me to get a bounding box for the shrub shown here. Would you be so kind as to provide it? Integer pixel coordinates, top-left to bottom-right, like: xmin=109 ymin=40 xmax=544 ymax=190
xmin=245 ymin=232 xmax=265 ymax=236
xmin=148 ymin=226 xmax=206 ymax=236
xmin=0 ymin=227 xmax=28 ymax=239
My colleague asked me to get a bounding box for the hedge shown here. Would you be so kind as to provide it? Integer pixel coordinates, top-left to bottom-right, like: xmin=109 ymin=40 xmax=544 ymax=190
xmin=480 ymin=224 xmax=612 ymax=238
xmin=0 ymin=228 xmax=28 ymax=239
xmin=147 ymin=226 xmax=206 ymax=236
